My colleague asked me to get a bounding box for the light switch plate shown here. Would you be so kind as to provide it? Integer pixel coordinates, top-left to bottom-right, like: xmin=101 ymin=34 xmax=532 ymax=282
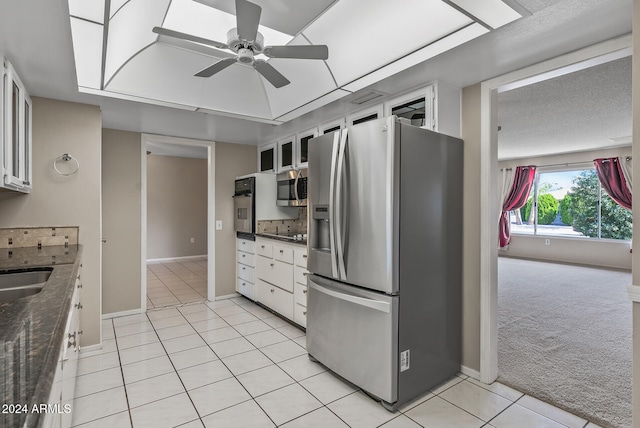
xmin=215 ymin=220 xmax=222 ymax=230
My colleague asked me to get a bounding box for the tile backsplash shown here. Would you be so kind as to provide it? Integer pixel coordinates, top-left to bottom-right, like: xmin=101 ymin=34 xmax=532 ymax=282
xmin=0 ymin=227 xmax=79 ymax=249
xmin=257 ymin=207 xmax=307 ymax=235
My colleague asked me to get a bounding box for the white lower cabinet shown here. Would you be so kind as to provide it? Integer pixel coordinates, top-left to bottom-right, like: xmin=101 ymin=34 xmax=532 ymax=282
xmin=43 ymin=265 xmax=82 ymax=428
xmin=255 ymin=237 xmax=307 ymax=326
xmin=236 ymin=238 xmax=256 ymax=300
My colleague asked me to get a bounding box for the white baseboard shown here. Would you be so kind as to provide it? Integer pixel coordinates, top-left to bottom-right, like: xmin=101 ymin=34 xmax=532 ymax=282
xmin=461 ymin=365 xmax=481 ymax=381
xmin=79 ymin=343 xmax=103 ymax=357
xmin=215 ymin=293 xmax=241 ymax=300
xmin=102 ymin=308 xmax=144 ymax=319
xmin=147 ymin=255 xmax=207 ymax=263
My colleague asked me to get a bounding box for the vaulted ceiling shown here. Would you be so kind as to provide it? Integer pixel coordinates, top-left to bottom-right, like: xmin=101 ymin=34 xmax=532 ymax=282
xmin=67 ymin=0 xmax=522 ymax=124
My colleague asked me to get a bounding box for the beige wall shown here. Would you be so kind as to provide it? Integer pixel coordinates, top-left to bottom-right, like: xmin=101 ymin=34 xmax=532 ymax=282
xmin=0 ymin=98 xmax=102 ymax=346
xmin=215 ymin=141 xmax=257 ymax=297
xmin=461 ymin=84 xmax=482 ymax=372
xmin=102 ymin=129 xmax=142 ymax=315
xmin=499 ymin=147 xmax=633 ymax=270
xmin=632 ymin=0 xmax=639 ymax=425
xmin=147 ymin=155 xmax=208 ymax=259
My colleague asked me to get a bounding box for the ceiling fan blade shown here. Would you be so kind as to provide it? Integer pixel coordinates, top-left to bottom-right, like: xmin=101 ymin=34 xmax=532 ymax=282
xmin=254 ymin=60 xmax=290 ymax=88
xmin=235 ymin=0 xmax=261 ymax=42
xmin=263 ymin=45 xmax=329 ymax=60
xmin=152 ymin=27 xmax=229 ymax=50
xmin=195 ymin=57 xmax=237 ymax=77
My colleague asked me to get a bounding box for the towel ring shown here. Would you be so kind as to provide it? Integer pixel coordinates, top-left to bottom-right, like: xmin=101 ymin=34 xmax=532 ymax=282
xmin=53 ymin=153 xmax=80 ymax=176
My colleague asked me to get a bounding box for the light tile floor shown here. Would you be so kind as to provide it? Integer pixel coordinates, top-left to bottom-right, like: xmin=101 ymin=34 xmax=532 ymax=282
xmin=147 ymin=258 xmax=208 ymax=309
xmin=73 ymin=298 xmax=604 ymax=428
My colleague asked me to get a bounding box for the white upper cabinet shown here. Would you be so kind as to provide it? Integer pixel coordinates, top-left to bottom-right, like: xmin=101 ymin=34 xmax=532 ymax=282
xmin=277 ymin=135 xmax=295 ymax=172
xmin=320 ymin=118 xmax=345 ymax=135
xmin=1 ymin=57 xmax=32 ymax=193
xmin=383 ymin=82 xmax=461 ymax=137
xmin=295 ymin=127 xmax=318 ymax=170
xmin=347 ymin=104 xmax=384 ymax=127
xmin=258 ymin=142 xmax=277 ymax=173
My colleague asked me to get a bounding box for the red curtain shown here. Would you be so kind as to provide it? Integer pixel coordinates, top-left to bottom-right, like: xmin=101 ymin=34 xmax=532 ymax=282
xmin=499 ymin=166 xmax=537 ymax=247
xmin=594 ymin=158 xmax=632 ymax=210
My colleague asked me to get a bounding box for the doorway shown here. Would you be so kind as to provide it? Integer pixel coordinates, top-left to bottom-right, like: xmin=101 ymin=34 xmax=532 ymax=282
xmin=141 ymin=134 xmax=216 ymax=312
xmin=479 ymin=35 xmax=632 ymax=384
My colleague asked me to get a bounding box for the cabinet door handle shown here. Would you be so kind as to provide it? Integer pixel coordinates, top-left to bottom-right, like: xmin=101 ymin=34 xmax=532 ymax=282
xmin=280 ymin=249 xmax=284 ymax=253
xmin=261 ymin=245 xmax=265 ymax=248
xmin=303 ymin=289 xmax=307 ymax=294
xmin=270 ymin=263 xmax=274 ymax=267
xmin=270 ymin=289 xmax=274 ymax=293
xmin=303 ymin=311 xmax=307 ymax=315
xmin=75 ymin=303 xmax=83 ymax=309
xmin=242 ymin=254 xmax=245 ymax=257
xmin=77 ymin=283 xmax=83 ymax=288
xmin=67 ymin=339 xmax=76 ymax=349
xmin=242 ymin=282 xmax=246 ymax=287
xmin=242 ymin=267 xmax=246 ymax=270
xmin=68 ymin=332 xmax=76 ymax=340
xmin=303 ymin=254 xmax=307 ymax=258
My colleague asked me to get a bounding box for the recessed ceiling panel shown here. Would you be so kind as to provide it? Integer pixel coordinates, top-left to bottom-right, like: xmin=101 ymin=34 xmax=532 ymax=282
xmin=191 ymin=0 xmax=337 ymax=36
xmin=69 ymin=17 xmax=103 ymax=88
xmin=260 ymin=36 xmax=338 ymax=118
xmin=163 ymin=0 xmax=293 ymax=49
xmin=105 ymin=0 xmax=171 ymax=84
xmin=343 ymin=23 xmax=489 ymax=92
xmin=107 ymin=43 xmax=274 ymax=119
xmin=449 ymin=0 xmax=522 ymax=29
xmin=303 ymin=0 xmax=472 ymax=87
xmin=68 ymin=0 xmax=105 ymax=23
xmin=106 ymin=44 xmax=216 ymax=107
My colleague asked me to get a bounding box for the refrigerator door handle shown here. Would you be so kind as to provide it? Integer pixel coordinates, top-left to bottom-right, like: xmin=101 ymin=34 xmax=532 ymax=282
xmin=328 ymin=131 xmax=341 ymax=278
xmin=308 ymin=281 xmax=391 ymax=313
xmin=335 ymin=129 xmax=348 ymax=280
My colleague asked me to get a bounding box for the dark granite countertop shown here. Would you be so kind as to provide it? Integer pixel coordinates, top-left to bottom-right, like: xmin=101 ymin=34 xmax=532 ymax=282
xmin=0 ymin=245 xmax=82 ymax=428
xmin=256 ymin=233 xmax=307 ymax=246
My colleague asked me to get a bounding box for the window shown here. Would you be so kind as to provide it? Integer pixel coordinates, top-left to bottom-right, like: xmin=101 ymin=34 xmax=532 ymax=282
xmin=510 ymin=169 xmax=632 ymax=240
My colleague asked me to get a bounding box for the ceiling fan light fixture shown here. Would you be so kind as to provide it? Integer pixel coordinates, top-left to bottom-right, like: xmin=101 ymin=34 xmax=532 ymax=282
xmin=237 ymin=48 xmax=254 ymax=64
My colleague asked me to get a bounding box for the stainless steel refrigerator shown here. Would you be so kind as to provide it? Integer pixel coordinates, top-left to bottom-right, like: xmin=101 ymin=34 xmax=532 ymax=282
xmin=306 ymin=116 xmax=463 ymax=411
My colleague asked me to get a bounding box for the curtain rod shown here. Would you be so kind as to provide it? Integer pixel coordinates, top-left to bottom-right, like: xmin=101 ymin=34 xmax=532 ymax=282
xmin=501 ymin=157 xmax=632 ymax=171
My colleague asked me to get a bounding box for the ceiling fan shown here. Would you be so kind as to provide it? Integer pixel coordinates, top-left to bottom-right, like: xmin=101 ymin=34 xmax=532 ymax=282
xmin=152 ymin=0 xmax=329 ymax=88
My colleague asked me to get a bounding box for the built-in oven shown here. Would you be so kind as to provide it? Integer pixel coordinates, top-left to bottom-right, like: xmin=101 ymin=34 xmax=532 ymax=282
xmin=276 ymin=169 xmax=307 ymax=207
xmin=234 ymin=176 xmax=255 ymax=238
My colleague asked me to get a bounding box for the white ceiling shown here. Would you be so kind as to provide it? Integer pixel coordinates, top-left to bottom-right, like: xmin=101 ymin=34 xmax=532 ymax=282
xmin=0 ymin=0 xmax=633 ymax=159
xmin=497 ymin=56 xmax=632 ymax=160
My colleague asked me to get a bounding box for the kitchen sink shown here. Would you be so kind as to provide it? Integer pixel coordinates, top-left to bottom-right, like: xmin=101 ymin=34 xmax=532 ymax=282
xmin=0 ymin=268 xmax=53 ymax=302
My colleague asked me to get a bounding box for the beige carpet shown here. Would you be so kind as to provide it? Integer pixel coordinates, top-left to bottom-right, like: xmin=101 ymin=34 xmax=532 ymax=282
xmin=497 ymin=257 xmax=632 ymax=428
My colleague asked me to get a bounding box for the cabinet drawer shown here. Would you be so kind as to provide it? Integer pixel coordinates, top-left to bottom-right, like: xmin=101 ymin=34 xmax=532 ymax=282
xmin=237 ymin=238 xmax=255 ymax=253
xmin=294 ymin=282 xmax=307 ymax=306
xmin=257 ymin=241 xmax=273 ymax=258
xmin=274 ymin=245 xmax=294 ymax=264
xmin=236 ymin=277 xmax=255 ymax=300
xmin=257 ymin=257 xmax=293 ymax=292
xmin=256 ymin=279 xmax=293 ymax=320
xmin=237 ymin=263 xmax=255 ymax=283
xmin=294 ymin=265 xmax=307 ymax=286
xmin=294 ymin=303 xmax=307 ymax=328
xmin=237 ymin=250 xmax=255 ymax=267
xmin=294 ymin=248 xmax=308 ymax=267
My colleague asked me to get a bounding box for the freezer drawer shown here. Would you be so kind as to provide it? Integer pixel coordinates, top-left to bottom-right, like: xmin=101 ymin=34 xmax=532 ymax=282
xmin=306 ymin=274 xmax=398 ymax=404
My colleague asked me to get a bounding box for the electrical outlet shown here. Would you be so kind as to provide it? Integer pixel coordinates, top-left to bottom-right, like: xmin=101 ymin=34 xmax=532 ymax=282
xmin=545 ymin=239 xmax=550 ymax=246
xmin=190 ymin=237 xmax=195 ymax=243
xmin=215 ymin=220 xmax=222 ymax=230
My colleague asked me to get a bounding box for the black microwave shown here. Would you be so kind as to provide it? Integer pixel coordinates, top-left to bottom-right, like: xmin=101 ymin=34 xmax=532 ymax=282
xmin=276 ymin=169 xmax=307 ymax=207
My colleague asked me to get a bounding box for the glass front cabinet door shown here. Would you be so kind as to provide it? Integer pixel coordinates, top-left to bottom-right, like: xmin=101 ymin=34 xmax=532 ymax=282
xmin=277 ymin=136 xmax=295 ymax=172
xmin=258 ymin=142 xmax=277 ymax=173
xmin=2 ymin=58 xmax=32 ymax=193
xmin=295 ymin=128 xmax=318 ymax=169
